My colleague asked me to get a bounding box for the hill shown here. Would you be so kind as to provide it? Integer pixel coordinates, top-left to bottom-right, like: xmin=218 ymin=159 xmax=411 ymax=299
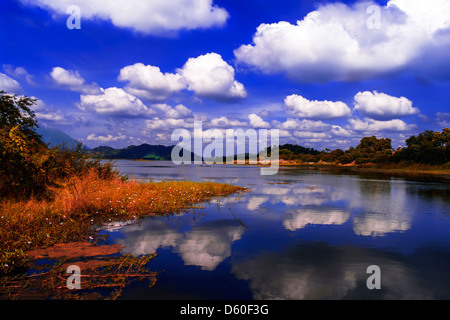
xmin=87 ymin=142 xmax=323 ymax=163
xmin=36 ymin=128 xmax=87 ymax=150
xmin=88 ymin=144 xmax=174 ymax=160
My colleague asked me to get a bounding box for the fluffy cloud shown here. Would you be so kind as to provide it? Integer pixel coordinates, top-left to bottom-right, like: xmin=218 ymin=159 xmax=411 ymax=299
xmin=27 ymin=97 xmax=68 ymax=123
xmin=275 ymin=90 xmax=419 ymax=146
xmin=0 ymin=73 xmax=21 ymax=93
xmin=50 ymin=67 xmax=83 ymax=87
xmin=50 ymin=67 xmax=101 ymax=94
xmin=284 ymin=94 xmax=352 ymax=119
xmin=119 ymin=53 xmax=246 ymax=101
xmin=248 ymin=113 xmax=270 ymax=128
xmin=276 ymin=118 xmax=331 ymax=132
xmin=118 ymin=63 xmax=186 ymax=101
xmin=210 ymin=116 xmax=247 ymax=127
xmin=145 ymin=117 xmax=193 ymax=130
xmin=20 ymin=0 xmax=228 ymax=35
xmin=3 ymin=65 xmax=34 ymax=85
xmin=78 ymin=87 xmax=153 ymax=117
xmin=331 ymin=125 xmax=352 ymax=137
xmin=153 ymin=103 xmax=192 ymax=119
xmin=293 ymin=131 xmax=328 ymax=139
xmin=436 ymin=112 xmax=450 ymax=128
xmin=354 ymin=91 xmax=419 ymax=120
xmin=179 ymin=53 xmax=247 ymax=100
xmin=234 ymin=0 xmax=450 ymax=82
xmin=349 ymin=117 xmax=416 ymax=132
xmin=87 ymin=133 xmax=127 ymax=142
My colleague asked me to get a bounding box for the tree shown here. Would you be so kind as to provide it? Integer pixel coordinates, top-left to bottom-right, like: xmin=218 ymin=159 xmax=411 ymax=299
xmin=432 ymin=128 xmax=450 ymax=148
xmin=356 ymin=136 xmax=392 ymax=153
xmin=338 ymin=152 xmax=354 ymax=164
xmin=0 ymin=91 xmax=114 ymax=198
xmin=346 ymin=136 xmax=393 ymax=164
xmin=0 ymin=91 xmax=43 ymax=144
xmin=394 ymin=128 xmax=450 ymax=165
xmin=1 ymin=92 xmax=45 ymax=194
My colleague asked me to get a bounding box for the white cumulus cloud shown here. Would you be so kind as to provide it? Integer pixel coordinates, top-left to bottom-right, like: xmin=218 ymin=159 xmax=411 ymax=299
xmin=210 ymin=116 xmax=247 ymax=127
xmin=78 ymin=87 xmax=153 ymax=117
xmin=276 ymin=118 xmax=331 ymax=132
xmin=119 ymin=53 xmax=246 ymax=101
xmin=0 ymin=73 xmax=21 ymax=93
xmin=284 ymin=94 xmax=352 ymax=119
xmin=153 ymin=103 xmax=192 ymax=119
xmin=248 ymin=113 xmax=270 ymax=128
xmin=20 ymin=0 xmax=229 ymax=35
xmin=50 ymin=67 xmax=101 ymax=94
xmin=87 ymin=133 xmax=127 ymax=142
xmin=234 ymin=0 xmax=450 ymax=82
xmin=145 ymin=117 xmax=194 ymax=130
xmin=3 ymin=65 xmax=35 ymax=85
xmin=349 ymin=117 xmax=416 ymax=132
xmin=354 ymin=91 xmax=419 ymax=120
xmin=118 ymin=63 xmax=186 ymax=101
xmin=179 ymin=53 xmax=247 ymax=100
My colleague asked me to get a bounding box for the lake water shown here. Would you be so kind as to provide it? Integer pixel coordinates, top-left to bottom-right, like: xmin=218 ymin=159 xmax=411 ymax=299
xmin=104 ymin=160 xmax=450 ymax=300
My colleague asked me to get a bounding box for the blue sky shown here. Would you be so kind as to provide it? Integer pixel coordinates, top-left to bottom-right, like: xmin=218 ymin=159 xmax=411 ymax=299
xmin=1 ymin=0 xmax=450 ymax=150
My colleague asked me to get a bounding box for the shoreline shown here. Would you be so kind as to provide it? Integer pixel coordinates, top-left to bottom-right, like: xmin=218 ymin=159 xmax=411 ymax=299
xmin=0 ymin=171 xmax=247 ymax=299
xmin=104 ymin=158 xmax=450 ymax=180
xmin=0 ymin=170 xmax=246 ymax=274
xmin=276 ymin=161 xmax=450 ymax=177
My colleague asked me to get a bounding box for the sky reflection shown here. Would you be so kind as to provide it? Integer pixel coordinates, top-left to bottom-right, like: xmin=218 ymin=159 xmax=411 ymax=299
xmin=107 ymin=161 xmax=450 ymax=299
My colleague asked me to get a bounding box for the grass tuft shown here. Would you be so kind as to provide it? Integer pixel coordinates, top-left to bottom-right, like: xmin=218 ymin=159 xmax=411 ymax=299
xmin=0 ymin=169 xmax=246 ymax=274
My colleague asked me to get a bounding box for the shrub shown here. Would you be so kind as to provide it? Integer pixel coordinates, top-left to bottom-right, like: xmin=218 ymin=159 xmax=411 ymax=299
xmin=0 ymin=91 xmax=118 ymax=199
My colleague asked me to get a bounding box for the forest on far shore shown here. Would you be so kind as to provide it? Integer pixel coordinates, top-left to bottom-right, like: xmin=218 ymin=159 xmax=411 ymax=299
xmin=276 ymin=128 xmax=450 ymax=167
xmin=87 ymin=128 xmax=450 ymax=169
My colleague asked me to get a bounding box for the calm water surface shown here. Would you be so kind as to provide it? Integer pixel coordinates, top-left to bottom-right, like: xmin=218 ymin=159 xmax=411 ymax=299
xmin=104 ymin=160 xmax=450 ymax=300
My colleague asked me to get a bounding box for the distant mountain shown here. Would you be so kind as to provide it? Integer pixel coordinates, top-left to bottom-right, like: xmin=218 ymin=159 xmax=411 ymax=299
xmin=88 ymin=143 xmax=270 ymax=163
xmin=88 ymin=146 xmax=120 ymax=158
xmin=115 ymin=144 xmax=173 ymax=160
xmin=88 ymin=144 xmax=174 ymax=160
xmin=37 ymin=128 xmax=87 ymax=150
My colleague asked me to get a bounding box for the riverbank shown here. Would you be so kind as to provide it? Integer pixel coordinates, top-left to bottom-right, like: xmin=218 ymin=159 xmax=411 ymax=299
xmin=225 ymin=158 xmax=450 ymax=180
xmin=0 ymin=169 xmax=247 ymax=276
xmin=274 ymin=160 xmax=450 ymax=179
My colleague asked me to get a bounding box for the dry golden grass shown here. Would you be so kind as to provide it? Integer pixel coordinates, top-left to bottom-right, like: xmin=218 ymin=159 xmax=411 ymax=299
xmin=0 ymin=169 xmax=246 ymax=273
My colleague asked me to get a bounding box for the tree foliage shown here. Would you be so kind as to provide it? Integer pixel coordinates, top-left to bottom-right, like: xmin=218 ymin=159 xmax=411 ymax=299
xmin=278 ymin=129 xmax=450 ymax=166
xmin=0 ymin=91 xmax=43 ymax=143
xmin=393 ymin=129 xmax=450 ymax=165
xmin=0 ymin=91 xmax=116 ymax=199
